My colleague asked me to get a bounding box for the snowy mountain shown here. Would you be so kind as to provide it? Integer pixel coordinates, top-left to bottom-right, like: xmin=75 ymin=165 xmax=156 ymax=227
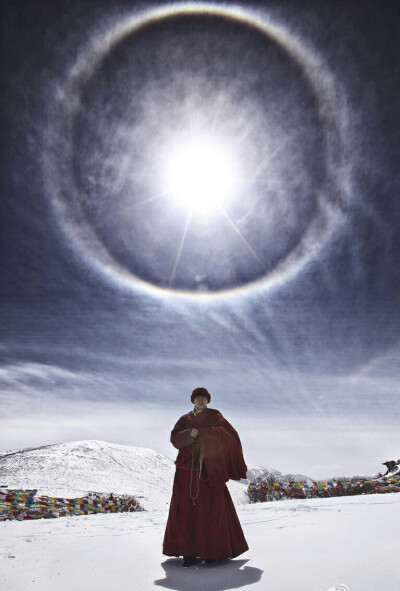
xmin=0 ymin=440 xmax=267 ymax=509
xmin=0 ymin=440 xmax=174 ymax=510
xmin=242 ymin=465 xmax=314 ymax=486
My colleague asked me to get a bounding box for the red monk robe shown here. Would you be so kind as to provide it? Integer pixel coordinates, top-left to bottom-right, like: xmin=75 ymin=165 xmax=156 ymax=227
xmin=162 ymin=407 xmax=249 ymax=560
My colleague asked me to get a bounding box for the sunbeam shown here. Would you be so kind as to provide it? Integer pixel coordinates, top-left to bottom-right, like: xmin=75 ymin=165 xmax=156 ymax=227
xmin=219 ymin=207 xmax=265 ymax=269
xmin=125 ymin=191 xmax=172 ymax=210
xmin=168 ymin=209 xmax=193 ymax=286
xmin=234 ymin=177 xmax=282 ymax=186
xmin=91 ymin=190 xmax=172 ymax=230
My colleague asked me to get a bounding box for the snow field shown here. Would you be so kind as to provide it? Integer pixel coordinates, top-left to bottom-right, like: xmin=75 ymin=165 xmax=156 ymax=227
xmin=1 ymin=493 xmax=399 ymax=591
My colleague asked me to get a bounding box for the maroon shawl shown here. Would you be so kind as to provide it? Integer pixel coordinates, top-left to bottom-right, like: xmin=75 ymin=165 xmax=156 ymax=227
xmin=171 ymin=408 xmax=247 ymax=488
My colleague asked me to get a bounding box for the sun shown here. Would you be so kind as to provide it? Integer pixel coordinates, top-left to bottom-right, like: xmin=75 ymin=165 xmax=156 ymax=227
xmin=165 ymin=139 xmax=235 ymax=213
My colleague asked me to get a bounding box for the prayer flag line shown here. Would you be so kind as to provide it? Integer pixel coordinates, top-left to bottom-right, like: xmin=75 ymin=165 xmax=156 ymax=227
xmin=0 ymin=489 xmax=144 ymax=521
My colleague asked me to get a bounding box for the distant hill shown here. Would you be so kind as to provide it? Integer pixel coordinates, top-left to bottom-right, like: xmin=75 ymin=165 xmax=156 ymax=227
xmin=242 ymin=465 xmax=314 ymax=486
xmin=0 ymin=440 xmax=176 ymax=510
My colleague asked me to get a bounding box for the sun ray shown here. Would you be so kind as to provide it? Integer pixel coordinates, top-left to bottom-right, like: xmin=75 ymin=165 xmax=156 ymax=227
xmin=252 ymin=138 xmax=291 ymax=181
xmin=233 ymin=177 xmax=281 ymax=185
xmin=235 ymin=121 xmax=261 ymax=147
xmin=219 ymin=207 xmax=265 ymax=269
xmin=168 ymin=209 xmax=193 ymax=286
xmin=124 ymin=190 xmax=172 ymax=210
xmin=208 ymin=92 xmax=229 ymax=134
xmin=93 ymin=190 xmax=172 ymax=228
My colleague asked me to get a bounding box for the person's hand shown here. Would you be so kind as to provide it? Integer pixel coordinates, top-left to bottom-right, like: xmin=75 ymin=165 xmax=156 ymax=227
xmin=190 ymin=428 xmax=199 ymax=439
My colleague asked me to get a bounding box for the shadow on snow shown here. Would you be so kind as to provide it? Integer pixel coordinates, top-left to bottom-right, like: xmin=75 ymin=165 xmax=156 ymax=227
xmin=155 ymin=558 xmax=263 ymax=590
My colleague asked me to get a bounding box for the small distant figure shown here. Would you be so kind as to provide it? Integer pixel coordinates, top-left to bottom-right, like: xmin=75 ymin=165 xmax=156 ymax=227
xmin=162 ymin=387 xmax=249 ymax=567
xmin=382 ymin=460 xmax=397 ymax=475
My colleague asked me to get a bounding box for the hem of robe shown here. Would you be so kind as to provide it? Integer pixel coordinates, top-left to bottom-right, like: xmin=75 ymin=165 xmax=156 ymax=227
xmin=162 ymin=468 xmax=249 ymax=560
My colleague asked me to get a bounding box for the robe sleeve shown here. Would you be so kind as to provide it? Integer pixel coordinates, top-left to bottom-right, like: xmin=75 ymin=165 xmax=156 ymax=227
xmin=170 ymin=416 xmax=192 ymax=450
xmin=198 ymin=413 xmax=248 ymax=488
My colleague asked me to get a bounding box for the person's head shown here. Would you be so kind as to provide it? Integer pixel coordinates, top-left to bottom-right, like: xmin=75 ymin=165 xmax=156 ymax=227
xmin=191 ymin=387 xmax=211 ymax=410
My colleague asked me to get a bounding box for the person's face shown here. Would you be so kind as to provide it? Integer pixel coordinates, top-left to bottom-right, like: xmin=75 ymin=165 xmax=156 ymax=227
xmin=193 ymin=395 xmax=208 ymax=410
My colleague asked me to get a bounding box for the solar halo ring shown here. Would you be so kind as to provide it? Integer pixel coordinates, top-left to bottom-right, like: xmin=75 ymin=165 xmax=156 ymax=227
xmin=44 ymin=2 xmax=352 ymax=300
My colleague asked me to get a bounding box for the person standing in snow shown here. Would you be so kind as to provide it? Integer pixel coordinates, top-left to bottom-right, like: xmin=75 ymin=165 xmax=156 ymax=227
xmin=162 ymin=387 xmax=249 ymax=567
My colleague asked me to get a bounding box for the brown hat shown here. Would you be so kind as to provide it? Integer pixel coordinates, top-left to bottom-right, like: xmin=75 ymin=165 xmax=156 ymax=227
xmin=191 ymin=387 xmax=211 ymax=403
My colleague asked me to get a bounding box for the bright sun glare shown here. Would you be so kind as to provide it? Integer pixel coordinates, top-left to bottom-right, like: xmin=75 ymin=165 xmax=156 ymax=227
xmin=165 ymin=140 xmax=234 ymax=213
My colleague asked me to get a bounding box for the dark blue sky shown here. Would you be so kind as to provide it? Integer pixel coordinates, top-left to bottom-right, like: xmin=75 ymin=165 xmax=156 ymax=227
xmin=1 ymin=0 xmax=399 ymax=478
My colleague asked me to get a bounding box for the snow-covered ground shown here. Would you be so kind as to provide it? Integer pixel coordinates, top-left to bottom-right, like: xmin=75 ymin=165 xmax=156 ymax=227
xmin=1 ymin=492 xmax=399 ymax=591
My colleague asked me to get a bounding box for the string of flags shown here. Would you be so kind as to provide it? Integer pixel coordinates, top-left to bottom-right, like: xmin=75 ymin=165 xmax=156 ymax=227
xmin=249 ymin=474 xmax=400 ymax=490
xmin=247 ymin=474 xmax=400 ymax=501
xmin=0 ymin=489 xmax=144 ymax=521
